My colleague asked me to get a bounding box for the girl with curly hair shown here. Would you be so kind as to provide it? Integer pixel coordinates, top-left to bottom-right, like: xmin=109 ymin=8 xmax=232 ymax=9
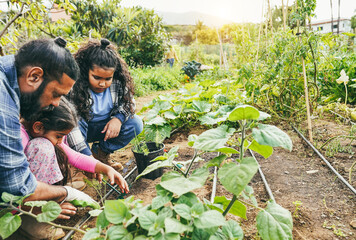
xmin=67 ymin=39 xmax=143 ymax=169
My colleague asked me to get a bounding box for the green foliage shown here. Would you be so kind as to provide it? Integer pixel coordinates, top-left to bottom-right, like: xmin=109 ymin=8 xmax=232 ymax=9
xmin=181 ymin=61 xmax=202 ymax=80
xmin=132 ymin=66 xmax=182 ymax=97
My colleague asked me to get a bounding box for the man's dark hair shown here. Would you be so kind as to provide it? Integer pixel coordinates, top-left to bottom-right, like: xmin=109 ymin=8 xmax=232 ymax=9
xmin=15 ymin=38 xmax=79 ymax=83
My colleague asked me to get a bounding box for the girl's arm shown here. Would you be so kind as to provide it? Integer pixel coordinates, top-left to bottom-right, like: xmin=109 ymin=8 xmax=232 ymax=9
xmin=60 ymin=143 xmax=129 ymax=193
xmin=60 ymin=143 xmax=98 ymax=172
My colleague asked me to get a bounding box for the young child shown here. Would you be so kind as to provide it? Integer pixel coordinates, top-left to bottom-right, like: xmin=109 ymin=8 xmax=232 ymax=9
xmin=67 ymin=39 xmax=143 ymax=167
xmin=21 ymin=98 xmax=129 ymax=193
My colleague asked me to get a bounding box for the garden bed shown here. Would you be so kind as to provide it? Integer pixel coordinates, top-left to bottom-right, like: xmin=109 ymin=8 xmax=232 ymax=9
xmin=66 ymin=94 xmax=355 ymax=240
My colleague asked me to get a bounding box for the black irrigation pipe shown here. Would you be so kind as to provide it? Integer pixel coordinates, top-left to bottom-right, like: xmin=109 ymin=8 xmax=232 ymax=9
xmin=330 ymin=110 xmax=356 ymax=126
xmin=292 ymin=125 xmax=356 ymax=195
xmin=248 ymin=149 xmax=275 ymax=202
xmin=62 ymin=166 xmax=138 ymax=240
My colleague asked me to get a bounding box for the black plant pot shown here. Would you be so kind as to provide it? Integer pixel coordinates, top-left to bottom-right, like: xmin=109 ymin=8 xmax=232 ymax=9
xmin=132 ymin=142 xmax=165 ymax=180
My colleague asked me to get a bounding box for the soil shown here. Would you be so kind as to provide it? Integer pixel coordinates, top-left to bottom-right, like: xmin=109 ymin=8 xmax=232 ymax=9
xmin=65 ymin=91 xmax=356 ymax=239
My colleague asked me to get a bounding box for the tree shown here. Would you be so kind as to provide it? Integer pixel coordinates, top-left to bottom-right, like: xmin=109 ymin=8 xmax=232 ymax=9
xmin=351 ymin=12 xmax=356 ymax=33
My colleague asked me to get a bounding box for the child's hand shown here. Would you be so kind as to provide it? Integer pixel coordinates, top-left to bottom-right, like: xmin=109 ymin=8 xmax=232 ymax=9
xmin=106 ymin=167 xmax=129 ymax=194
xmin=102 ymin=117 xmax=122 ymax=141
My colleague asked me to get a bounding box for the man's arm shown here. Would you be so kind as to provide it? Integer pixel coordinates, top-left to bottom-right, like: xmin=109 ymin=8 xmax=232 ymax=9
xmin=24 ymin=182 xmax=67 ymax=203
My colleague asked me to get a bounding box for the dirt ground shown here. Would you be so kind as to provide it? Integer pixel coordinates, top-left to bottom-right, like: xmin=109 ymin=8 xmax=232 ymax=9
xmin=64 ymin=91 xmax=356 ymax=240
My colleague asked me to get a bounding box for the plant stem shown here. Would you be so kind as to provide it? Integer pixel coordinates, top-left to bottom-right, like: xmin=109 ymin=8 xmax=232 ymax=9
xmin=319 ymin=135 xmax=356 ymax=149
xmin=223 ymin=195 xmax=237 ymax=216
xmin=4 ymin=203 xmax=86 ymax=234
xmin=344 ymin=82 xmax=348 ymax=105
xmin=239 ymin=121 xmax=246 ymax=161
xmin=184 ymin=149 xmax=198 ymax=177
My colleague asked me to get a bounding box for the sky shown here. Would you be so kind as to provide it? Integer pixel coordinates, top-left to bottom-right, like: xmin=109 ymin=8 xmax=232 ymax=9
xmin=120 ymin=0 xmax=356 ymax=23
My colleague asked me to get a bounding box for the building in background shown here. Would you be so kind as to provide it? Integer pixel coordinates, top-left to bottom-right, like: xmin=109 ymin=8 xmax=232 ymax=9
xmin=311 ymin=18 xmax=352 ymax=34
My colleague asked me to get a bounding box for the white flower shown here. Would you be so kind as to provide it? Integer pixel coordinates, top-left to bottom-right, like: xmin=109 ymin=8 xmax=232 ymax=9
xmin=336 ymin=70 xmax=349 ymax=84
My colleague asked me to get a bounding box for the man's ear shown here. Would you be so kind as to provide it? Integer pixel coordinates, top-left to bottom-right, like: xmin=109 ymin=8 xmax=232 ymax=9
xmin=24 ymin=67 xmax=44 ymax=90
xmin=32 ymin=121 xmax=45 ymax=135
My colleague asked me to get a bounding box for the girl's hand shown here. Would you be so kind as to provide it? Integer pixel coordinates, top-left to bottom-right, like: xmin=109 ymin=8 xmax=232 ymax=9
xmin=95 ymin=162 xmax=129 ymax=194
xmin=102 ymin=117 xmax=122 ymax=141
xmin=106 ymin=167 xmax=129 ymax=194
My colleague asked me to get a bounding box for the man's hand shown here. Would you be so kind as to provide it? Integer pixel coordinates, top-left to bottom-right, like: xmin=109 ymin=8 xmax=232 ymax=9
xmin=102 ymin=117 xmax=122 ymax=141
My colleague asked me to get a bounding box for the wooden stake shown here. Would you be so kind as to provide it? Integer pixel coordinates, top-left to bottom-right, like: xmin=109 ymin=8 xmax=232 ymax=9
xmin=302 ymin=57 xmax=313 ymax=143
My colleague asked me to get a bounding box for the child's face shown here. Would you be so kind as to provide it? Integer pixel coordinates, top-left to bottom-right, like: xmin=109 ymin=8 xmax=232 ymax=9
xmin=42 ymin=129 xmax=72 ymax=146
xmin=88 ymin=65 xmax=115 ymax=93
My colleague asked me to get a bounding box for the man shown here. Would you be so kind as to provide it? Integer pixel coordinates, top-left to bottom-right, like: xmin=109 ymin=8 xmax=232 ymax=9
xmin=0 ymin=38 xmax=96 ymax=239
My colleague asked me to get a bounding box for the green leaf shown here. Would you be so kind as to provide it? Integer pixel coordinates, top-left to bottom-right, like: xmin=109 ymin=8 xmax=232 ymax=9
xmin=152 ymin=185 xmax=173 ymax=209
xmin=191 ymin=202 xmax=204 ymax=216
xmin=89 ymin=209 xmax=103 ymax=217
xmin=218 ymin=158 xmax=258 ymax=196
xmin=36 ymin=201 xmax=61 ymax=222
xmin=138 ymin=210 xmax=157 ymax=231
xmin=193 ymin=210 xmax=225 ymax=229
xmin=160 ymin=167 xmax=209 ymax=196
xmin=222 ymin=220 xmax=244 ymax=240
xmin=165 ymin=217 xmax=192 ymax=233
xmin=193 ymin=125 xmax=235 ymax=151
xmin=96 ymin=211 xmax=110 ymax=229
xmin=107 ymin=225 xmax=133 ymax=240
xmin=252 ymin=124 xmax=292 ymax=151
xmin=136 ymin=158 xmax=172 ymax=180
xmin=104 ymin=200 xmax=130 ymax=224
xmin=216 ymin=147 xmax=239 ymax=154
xmin=146 ymin=116 xmax=167 ymax=126
xmin=145 ymin=124 xmax=172 ymax=143
xmin=205 ymin=155 xmax=227 ymax=168
xmin=173 ymin=204 xmax=192 ymax=220
xmin=1 ymin=192 xmax=23 ymax=203
xmin=24 ymin=201 xmax=48 ymax=208
xmin=258 ymin=111 xmax=271 ymax=121
xmin=158 ymin=207 xmax=173 ymax=219
xmin=164 ymin=111 xmax=178 ymax=119
xmin=198 ymin=113 xmax=227 ymax=125
xmin=154 ymin=232 xmax=180 ymax=240
xmin=257 ymin=201 xmax=293 ymax=240
xmin=70 ymin=199 xmax=100 ymax=209
xmin=177 ymin=192 xmax=199 ymax=207
xmin=192 ymin=100 xmax=211 ymax=113
xmin=0 ymin=213 xmax=21 ymax=239
xmin=188 ymin=134 xmax=198 ymax=147
xmin=214 ymin=196 xmax=247 ymax=219
xmin=228 ymin=105 xmax=260 ymax=121
xmin=248 ymin=140 xmax=273 ymax=159
xmin=82 ymin=228 xmax=101 ymax=240
xmin=192 ymin=228 xmax=211 ymax=240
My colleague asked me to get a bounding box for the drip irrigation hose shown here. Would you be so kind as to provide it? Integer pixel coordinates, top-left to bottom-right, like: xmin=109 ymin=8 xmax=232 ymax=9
xmin=330 ymin=110 xmax=356 ymax=126
xmin=62 ymin=166 xmax=138 ymax=240
xmin=210 ymin=166 xmax=218 ymax=203
xmin=248 ymin=149 xmax=275 ymax=202
xmin=292 ymin=125 xmax=356 ymax=195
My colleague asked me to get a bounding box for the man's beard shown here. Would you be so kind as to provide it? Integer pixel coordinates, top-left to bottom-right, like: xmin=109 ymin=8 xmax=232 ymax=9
xmin=20 ymin=81 xmax=53 ymax=121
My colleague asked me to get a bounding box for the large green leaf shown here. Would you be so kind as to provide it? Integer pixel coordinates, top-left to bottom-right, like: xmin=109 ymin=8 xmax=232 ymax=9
xmin=36 ymin=201 xmax=61 ymax=222
xmin=1 ymin=192 xmax=23 ymax=204
xmin=107 ymin=225 xmax=133 ymax=240
xmin=0 ymin=213 xmax=21 ymax=239
xmin=248 ymin=140 xmax=273 ymax=159
xmin=213 ymin=196 xmax=247 ymax=219
xmin=104 ymin=200 xmax=130 ymax=224
xmin=138 ymin=210 xmax=157 ymax=230
xmin=165 ymin=217 xmax=192 ymax=233
xmin=164 ymin=111 xmax=178 ymax=120
xmin=221 ymin=220 xmax=244 ymax=240
xmin=252 ymin=124 xmax=292 ymax=151
xmin=198 ymin=113 xmax=227 ymax=125
xmin=154 ymin=232 xmax=180 ymax=240
xmin=218 ymin=158 xmax=258 ymax=196
xmin=145 ymin=116 xmax=167 ymax=126
xmin=96 ymin=211 xmax=110 ymax=229
xmin=152 ymin=185 xmax=173 ymax=209
xmin=257 ymin=201 xmax=293 ymax=240
xmin=24 ymin=201 xmax=48 ymax=208
xmin=193 ymin=210 xmax=225 ymax=229
xmin=228 ymin=105 xmax=260 ymax=121
xmin=176 ymin=192 xmax=199 ymax=207
xmin=193 ymin=125 xmax=235 ymax=151
xmin=205 ymin=155 xmax=227 ymax=168
xmin=160 ymin=167 xmax=209 ymax=196
xmin=173 ymin=204 xmax=192 ymax=220
xmin=82 ymin=228 xmax=101 ymax=240
xmin=192 ymin=100 xmax=211 ymax=113
xmin=145 ymin=124 xmax=172 ymax=143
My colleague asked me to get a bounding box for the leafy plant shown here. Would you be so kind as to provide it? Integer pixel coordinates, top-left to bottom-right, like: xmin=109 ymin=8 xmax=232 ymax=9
xmin=181 ymin=60 xmax=202 ymax=80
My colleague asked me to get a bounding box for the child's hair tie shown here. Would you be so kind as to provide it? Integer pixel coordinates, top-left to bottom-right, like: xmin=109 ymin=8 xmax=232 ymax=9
xmin=54 ymin=37 xmax=67 ymax=48
xmin=100 ymin=39 xmax=110 ymax=49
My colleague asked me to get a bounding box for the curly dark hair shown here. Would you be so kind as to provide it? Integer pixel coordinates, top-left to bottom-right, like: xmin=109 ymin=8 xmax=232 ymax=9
xmin=69 ymin=39 xmax=135 ymax=121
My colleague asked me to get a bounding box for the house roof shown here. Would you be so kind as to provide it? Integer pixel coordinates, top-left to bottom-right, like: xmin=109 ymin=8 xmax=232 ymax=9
xmin=311 ymin=18 xmax=350 ymax=26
